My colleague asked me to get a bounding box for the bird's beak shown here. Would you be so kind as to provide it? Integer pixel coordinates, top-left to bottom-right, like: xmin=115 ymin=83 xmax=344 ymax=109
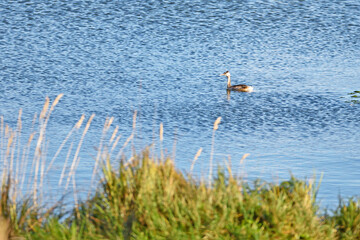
xmin=220 ymin=73 xmax=225 ymax=76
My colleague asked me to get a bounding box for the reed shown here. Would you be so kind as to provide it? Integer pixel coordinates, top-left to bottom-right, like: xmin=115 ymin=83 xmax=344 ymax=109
xmin=1 ymin=95 xmax=360 ymax=239
xmin=159 ymin=123 xmax=163 ymax=161
xmin=330 ymin=198 xmax=360 ymax=239
xmin=209 ymin=116 xmax=221 ymax=186
xmin=190 ymin=147 xmax=202 ymax=174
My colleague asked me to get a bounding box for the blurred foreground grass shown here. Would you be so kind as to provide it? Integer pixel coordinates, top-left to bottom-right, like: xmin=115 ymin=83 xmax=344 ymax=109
xmin=1 ymin=95 xmax=360 ymax=239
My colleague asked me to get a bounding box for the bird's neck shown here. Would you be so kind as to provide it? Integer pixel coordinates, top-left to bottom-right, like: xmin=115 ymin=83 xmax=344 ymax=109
xmin=227 ymin=75 xmax=231 ymax=88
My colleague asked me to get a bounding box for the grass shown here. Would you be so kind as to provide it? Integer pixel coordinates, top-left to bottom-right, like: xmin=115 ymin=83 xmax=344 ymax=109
xmin=1 ymin=95 xmax=360 ymax=239
xmin=342 ymin=90 xmax=360 ymax=105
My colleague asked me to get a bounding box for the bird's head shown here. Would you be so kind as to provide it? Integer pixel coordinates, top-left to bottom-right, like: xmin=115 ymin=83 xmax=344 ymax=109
xmin=220 ymin=71 xmax=231 ymax=77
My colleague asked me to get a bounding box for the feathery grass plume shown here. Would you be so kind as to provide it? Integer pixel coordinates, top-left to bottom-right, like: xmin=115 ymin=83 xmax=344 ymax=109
xmin=58 ymin=142 xmax=73 ymax=186
xmin=39 ymin=97 xmax=50 ymax=120
xmin=213 ymin=116 xmax=221 ymax=131
xmin=159 ymin=123 xmax=163 ymax=142
xmin=65 ymin=114 xmax=95 ymax=191
xmin=106 ymin=117 xmax=114 ymax=131
xmin=238 ymin=153 xmax=250 ymax=177
xmin=89 ymin=116 xmax=114 ymax=197
xmin=110 ymin=134 xmax=121 ymax=153
xmin=240 ymin=153 xmax=250 ymax=165
xmin=171 ymin=128 xmax=177 ymax=162
xmin=116 ymin=133 xmax=133 ymax=162
xmin=14 ymin=110 xmax=22 ymax=200
xmin=32 ymin=95 xmax=63 ymax=205
xmin=224 ymin=155 xmax=233 ymax=180
xmin=4 ymin=129 xmax=13 ymax=176
xmin=55 ymin=114 xmax=85 ymax=186
xmin=132 ymin=110 xmax=137 ymax=130
xmin=131 ymin=110 xmax=137 ymax=154
xmin=46 ymin=114 xmax=85 ymax=175
xmin=190 ymin=148 xmax=202 ymax=174
xmin=209 ymin=117 xmax=221 ymax=186
xmin=9 ymin=128 xmax=16 ymax=176
xmin=19 ymin=132 xmax=35 ymax=192
xmin=115 ymin=111 xmax=137 ymax=162
xmin=159 ymin=123 xmax=163 ymax=161
xmin=0 ymin=116 xmax=3 ymax=164
xmin=0 ymin=117 xmax=4 ymax=188
xmin=66 ymin=113 xmax=94 ymax=211
xmin=49 ymin=94 xmax=63 ymax=113
xmin=109 ymin=125 xmax=118 ymax=145
xmin=21 ymin=114 xmax=38 ymax=195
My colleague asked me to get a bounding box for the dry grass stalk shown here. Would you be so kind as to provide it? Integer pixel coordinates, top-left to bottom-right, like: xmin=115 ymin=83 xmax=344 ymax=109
xmin=75 ymin=114 xmax=85 ymax=129
xmin=106 ymin=117 xmax=114 ymax=131
xmin=59 ymin=142 xmax=73 ymax=186
xmin=72 ymin=155 xmax=81 ymax=209
xmin=115 ymin=111 xmax=137 ymax=161
xmin=14 ymin=110 xmax=22 ymax=196
xmin=19 ymin=132 xmax=35 ymax=192
xmin=46 ymin=114 xmax=85 ymax=175
xmin=159 ymin=123 xmax=163 ymax=142
xmin=32 ymin=95 xmax=63 ymax=204
xmin=9 ymin=130 xmax=16 ymax=174
xmin=110 ymin=134 xmax=121 ymax=153
xmin=131 ymin=111 xmax=137 ymax=153
xmin=116 ymin=133 xmax=133 ymax=161
xmin=209 ymin=117 xmax=221 ymax=186
xmin=160 ymin=123 xmax=163 ymax=160
xmin=109 ymin=125 xmax=119 ymax=144
xmin=238 ymin=153 xmax=250 ymax=178
xmin=39 ymin=97 xmax=50 ymax=120
xmin=213 ymin=117 xmax=221 ymax=131
xmin=89 ymin=117 xmax=114 ymax=196
xmin=4 ymin=131 xmax=14 ymax=174
xmin=132 ymin=111 xmax=137 ymax=129
xmin=49 ymin=94 xmax=63 ymax=113
xmin=65 ymin=114 xmax=95 ymax=191
xmin=123 ymin=156 xmax=134 ymax=168
xmin=0 ymin=117 xmax=4 ymax=184
xmin=172 ymin=128 xmax=177 ymax=162
xmin=224 ymin=155 xmax=233 ymax=180
xmin=96 ymin=117 xmax=112 ymax=163
xmin=190 ymin=148 xmax=202 ymax=173
xmin=240 ymin=153 xmax=250 ymax=165
xmin=39 ymin=141 xmax=49 ymax=200
xmin=0 ymin=116 xmax=3 ymax=161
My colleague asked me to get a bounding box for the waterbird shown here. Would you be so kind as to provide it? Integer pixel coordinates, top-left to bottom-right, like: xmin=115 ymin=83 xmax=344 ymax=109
xmin=220 ymin=71 xmax=253 ymax=92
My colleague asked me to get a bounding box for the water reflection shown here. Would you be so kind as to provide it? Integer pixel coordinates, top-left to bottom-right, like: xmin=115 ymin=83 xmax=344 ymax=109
xmin=226 ymin=89 xmax=255 ymax=100
xmin=227 ymin=89 xmax=231 ymax=101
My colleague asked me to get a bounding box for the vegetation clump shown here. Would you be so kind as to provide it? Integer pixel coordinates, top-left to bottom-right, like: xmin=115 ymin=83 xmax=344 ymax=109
xmin=1 ymin=152 xmax=360 ymax=239
xmin=1 ymin=95 xmax=360 ymax=239
xmin=343 ymin=90 xmax=360 ymax=104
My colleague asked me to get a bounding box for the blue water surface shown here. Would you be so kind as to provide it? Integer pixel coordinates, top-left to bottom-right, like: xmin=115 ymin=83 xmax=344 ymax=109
xmin=1 ymin=0 xmax=360 ymax=208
